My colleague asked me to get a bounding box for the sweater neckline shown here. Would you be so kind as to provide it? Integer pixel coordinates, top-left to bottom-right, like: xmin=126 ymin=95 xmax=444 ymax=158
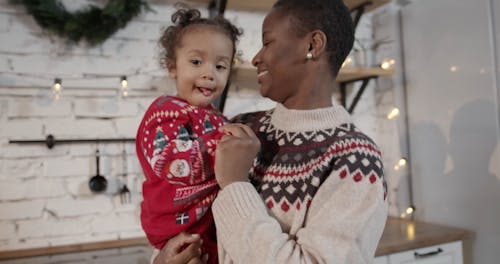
xmin=270 ymin=103 xmax=351 ymax=132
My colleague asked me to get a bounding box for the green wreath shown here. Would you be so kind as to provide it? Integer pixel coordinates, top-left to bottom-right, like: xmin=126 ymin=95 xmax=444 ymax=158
xmin=12 ymin=0 xmax=151 ymax=46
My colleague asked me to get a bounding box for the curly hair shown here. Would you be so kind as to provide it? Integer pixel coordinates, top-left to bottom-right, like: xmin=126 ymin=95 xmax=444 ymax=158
xmin=159 ymin=8 xmax=242 ymax=70
xmin=273 ymin=0 xmax=354 ymax=76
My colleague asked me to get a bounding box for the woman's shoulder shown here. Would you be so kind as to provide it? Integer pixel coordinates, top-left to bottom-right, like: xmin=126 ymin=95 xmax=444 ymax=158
xmin=334 ymin=123 xmax=379 ymax=148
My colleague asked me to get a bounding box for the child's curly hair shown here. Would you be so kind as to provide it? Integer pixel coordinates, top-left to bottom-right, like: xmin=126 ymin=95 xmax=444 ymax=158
xmin=159 ymin=8 xmax=242 ymax=70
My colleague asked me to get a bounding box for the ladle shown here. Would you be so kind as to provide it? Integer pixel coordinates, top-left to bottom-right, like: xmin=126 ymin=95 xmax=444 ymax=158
xmin=88 ymin=148 xmax=107 ymax=193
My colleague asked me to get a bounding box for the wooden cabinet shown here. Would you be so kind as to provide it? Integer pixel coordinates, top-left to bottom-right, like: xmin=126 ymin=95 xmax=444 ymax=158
xmin=375 ymin=218 xmax=469 ymax=264
xmin=387 ymin=241 xmax=463 ymax=264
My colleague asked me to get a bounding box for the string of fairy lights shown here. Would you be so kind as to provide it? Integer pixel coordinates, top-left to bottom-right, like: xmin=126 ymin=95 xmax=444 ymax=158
xmin=0 ymin=68 xmax=167 ymax=100
xmin=342 ymin=56 xmax=415 ymax=219
xmin=52 ymin=75 xmax=128 ymax=100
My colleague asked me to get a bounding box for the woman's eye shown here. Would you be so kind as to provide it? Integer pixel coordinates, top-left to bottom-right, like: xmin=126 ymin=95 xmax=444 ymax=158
xmin=190 ymin=59 xmax=201 ymax=65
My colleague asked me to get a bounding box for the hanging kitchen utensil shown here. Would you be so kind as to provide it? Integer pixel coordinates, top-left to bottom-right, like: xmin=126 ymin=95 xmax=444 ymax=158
xmin=89 ymin=148 xmax=108 ymax=193
xmin=119 ymin=147 xmax=131 ymax=204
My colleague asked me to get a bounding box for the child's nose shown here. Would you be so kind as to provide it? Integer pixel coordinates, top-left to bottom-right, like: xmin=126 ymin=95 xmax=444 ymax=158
xmin=201 ymin=67 xmax=215 ymax=81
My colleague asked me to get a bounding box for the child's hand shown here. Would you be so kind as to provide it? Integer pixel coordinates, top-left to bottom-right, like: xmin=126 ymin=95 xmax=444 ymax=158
xmin=215 ymin=124 xmax=260 ymax=189
xmin=153 ymin=232 xmax=206 ymax=264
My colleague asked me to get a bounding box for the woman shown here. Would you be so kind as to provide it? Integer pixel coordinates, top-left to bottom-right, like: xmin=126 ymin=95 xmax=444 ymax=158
xmin=154 ymin=0 xmax=388 ymax=263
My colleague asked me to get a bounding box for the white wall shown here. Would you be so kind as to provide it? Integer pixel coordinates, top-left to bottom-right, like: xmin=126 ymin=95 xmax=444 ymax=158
xmin=384 ymin=0 xmax=500 ymax=263
xmin=0 ymin=0 xmax=400 ymax=257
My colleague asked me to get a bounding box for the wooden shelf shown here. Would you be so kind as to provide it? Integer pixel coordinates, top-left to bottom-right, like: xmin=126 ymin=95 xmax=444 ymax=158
xmin=336 ymin=66 xmax=395 ymax=82
xmin=231 ymin=63 xmax=394 ymax=85
xmin=187 ymin=0 xmax=391 ymax=13
xmin=0 ymin=237 xmax=149 ymax=260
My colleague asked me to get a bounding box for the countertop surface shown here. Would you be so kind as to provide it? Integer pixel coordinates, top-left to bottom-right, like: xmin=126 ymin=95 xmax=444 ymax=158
xmin=375 ymin=217 xmax=472 ymax=256
xmin=0 ymin=217 xmax=472 ymax=260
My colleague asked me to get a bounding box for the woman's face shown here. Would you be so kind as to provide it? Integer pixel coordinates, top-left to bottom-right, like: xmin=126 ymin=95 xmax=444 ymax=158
xmin=251 ymin=9 xmax=309 ymax=106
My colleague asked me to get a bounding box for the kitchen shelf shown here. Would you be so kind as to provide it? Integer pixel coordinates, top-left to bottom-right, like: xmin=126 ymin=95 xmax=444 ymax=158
xmin=231 ymin=63 xmax=394 ymax=85
xmin=187 ymin=0 xmax=391 ymax=13
xmin=230 ymin=64 xmax=394 ymax=114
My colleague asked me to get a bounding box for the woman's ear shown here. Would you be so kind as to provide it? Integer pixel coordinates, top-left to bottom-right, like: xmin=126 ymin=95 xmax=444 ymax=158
xmin=308 ymin=30 xmax=327 ymax=59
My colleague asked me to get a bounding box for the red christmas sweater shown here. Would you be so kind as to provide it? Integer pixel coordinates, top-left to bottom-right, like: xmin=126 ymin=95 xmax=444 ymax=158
xmin=136 ymin=95 xmax=226 ymax=263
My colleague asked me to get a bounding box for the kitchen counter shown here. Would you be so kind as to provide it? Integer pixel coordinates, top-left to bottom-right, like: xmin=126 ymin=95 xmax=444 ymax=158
xmin=376 ymin=217 xmax=471 ymax=256
xmin=0 ymin=217 xmax=471 ymax=260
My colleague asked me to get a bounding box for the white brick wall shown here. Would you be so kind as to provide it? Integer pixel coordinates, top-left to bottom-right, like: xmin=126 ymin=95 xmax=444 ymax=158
xmin=0 ymin=0 xmax=403 ymax=257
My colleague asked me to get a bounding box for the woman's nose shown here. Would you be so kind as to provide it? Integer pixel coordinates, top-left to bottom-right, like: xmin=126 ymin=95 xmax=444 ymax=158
xmin=252 ymin=50 xmax=262 ymax=67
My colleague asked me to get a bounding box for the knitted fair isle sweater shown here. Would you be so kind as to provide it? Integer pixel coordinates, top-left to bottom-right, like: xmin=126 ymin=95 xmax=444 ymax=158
xmin=213 ymin=103 xmax=388 ymax=264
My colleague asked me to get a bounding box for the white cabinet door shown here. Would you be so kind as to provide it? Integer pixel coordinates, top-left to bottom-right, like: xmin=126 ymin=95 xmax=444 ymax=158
xmin=374 ymin=255 xmax=389 ymax=264
xmin=388 ymin=241 xmax=463 ymax=264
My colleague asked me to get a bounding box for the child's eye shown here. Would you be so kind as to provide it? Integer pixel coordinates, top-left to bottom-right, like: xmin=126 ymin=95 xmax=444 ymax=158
xmin=216 ymin=64 xmax=227 ymax=70
xmin=190 ymin=59 xmax=202 ymax=65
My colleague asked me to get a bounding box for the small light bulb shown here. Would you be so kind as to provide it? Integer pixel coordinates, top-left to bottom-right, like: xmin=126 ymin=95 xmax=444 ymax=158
xmin=122 ymin=90 xmax=129 ymax=97
xmin=120 ymin=76 xmax=128 ymax=88
xmin=380 ymin=61 xmax=391 ymax=70
xmin=380 ymin=58 xmax=395 ymax=70
xmin=387 ymin=108 xmax=400 ymax=119
xmin=400 ymin=212 xmax=407 ymax=218
xmin=53 ymin=78 xmax=63 ymax=100
xmin=450 ymin=66 xmax=458 ymax=72
xmin=394 ymin=165 xmax=400 ymax=170
xmin=398 ymin=158 xmax=407 ymax=166
xmin=53 ymin=78 xmax=62 ymax=91
xmin=406 ymin=206 xmax=414 ymax=214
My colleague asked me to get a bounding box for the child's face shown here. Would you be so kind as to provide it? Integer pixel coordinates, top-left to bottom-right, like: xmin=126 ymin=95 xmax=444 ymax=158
xmin=169 ymin=26 xmax=233 ymax=108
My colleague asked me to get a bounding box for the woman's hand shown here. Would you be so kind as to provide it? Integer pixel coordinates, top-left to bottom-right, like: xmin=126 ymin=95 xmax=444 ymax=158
xmin=215 ymin=124 xmax=261 ymax=189
xmin=153 ymin=232 xmax=207 ymax=264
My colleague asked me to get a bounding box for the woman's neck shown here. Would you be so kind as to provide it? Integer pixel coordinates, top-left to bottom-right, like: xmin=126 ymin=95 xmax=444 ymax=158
xmin=281 ymin=58 xmax=337 ymax=110
xmin=282 ymin=68 xmax=337 ymax=110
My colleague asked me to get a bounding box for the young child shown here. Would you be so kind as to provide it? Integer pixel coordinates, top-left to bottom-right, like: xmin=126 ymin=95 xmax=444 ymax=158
xmin=136 ymin=8 xmax=241 ymax=263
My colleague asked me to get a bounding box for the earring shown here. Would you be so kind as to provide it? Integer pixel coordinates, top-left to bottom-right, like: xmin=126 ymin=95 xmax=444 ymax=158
xmin=306 ymin=52 xmax=313 ymax=60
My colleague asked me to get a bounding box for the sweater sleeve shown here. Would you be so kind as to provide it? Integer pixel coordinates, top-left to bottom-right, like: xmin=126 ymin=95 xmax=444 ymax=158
xmin=212 ymin=143 xmax=388 ymax=263
xmin=137 ymin=97 xmax=221 ymax=249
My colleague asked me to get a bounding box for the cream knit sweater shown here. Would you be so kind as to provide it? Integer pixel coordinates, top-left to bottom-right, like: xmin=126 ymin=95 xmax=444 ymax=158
xmin=212 ymin=103 xmax=388 ymax=264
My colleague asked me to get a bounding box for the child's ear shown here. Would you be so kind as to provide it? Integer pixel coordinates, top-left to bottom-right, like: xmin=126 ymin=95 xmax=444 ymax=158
xmin=167 ymin=61 xmax=177 ymax=79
